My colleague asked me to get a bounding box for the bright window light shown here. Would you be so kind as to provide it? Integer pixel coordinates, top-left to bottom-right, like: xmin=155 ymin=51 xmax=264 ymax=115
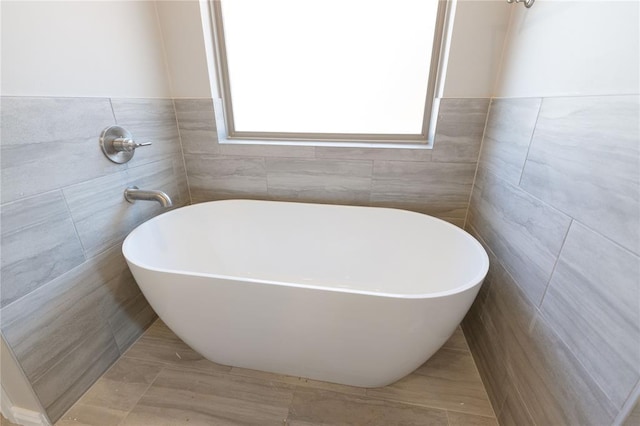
xmin=216 ymin=0 xmax=445 ymax=140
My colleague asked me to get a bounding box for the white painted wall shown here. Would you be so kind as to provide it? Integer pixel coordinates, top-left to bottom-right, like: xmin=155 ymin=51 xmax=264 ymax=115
xmin=0 ymin=0 xmax=507 ymax=100
xmin=1 ymin=1 xmax=171 ymax=98
xmin=443 ymin=0 xmax=512 ymax=98
xmin=155 ymin=0 xmax=212 ymax=99
xmin=5 ymin=0 xmax=633 ymax=100
xmin=494 ymin=0 xmax=640 ymax=98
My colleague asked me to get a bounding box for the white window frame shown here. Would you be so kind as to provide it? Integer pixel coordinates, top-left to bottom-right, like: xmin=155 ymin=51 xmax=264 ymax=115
xmin=207 ymin=0 xmax=454 ymax=148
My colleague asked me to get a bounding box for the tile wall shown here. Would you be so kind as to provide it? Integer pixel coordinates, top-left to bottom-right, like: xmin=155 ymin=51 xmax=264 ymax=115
xmin=0 ymin=95 xmax=489 ymax=422
xmin=8 ymin=93 xmax=635 ymax=425
xmin=463 ymin=95 xmax=640 ymax=425
xmin=0 ymin=97 xmax=190 ymax=422
xmin=175 ymin=98 xmax=490 ymax=227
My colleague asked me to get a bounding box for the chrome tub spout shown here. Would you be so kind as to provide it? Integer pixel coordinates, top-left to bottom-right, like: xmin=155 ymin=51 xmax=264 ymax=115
xmin=124 ymin=186 xmax=173 ymax=208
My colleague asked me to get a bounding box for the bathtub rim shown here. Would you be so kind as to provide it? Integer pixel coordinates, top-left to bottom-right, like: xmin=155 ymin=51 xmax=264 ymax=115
xmin=122 ymin=199 xmax=489 ymax=300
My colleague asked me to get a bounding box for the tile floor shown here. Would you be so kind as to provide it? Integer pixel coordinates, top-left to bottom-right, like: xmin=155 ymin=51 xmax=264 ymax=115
xmin=56 ymin=320 xmax=497 ymax=425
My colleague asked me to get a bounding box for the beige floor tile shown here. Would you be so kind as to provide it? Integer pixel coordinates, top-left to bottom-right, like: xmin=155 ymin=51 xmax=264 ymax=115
xmin=447 ymin=410 xmax=499 ymax=426
xmin=286 ymin=387 xmax=448 ymax=425
xmin=1 ymin=415 xmax=21 ymax=426
xmin=121 ymin=366 xmax=294 ymax=426
xmin=230 ymin=367 xmax=367 ymax=397
xmin=55 ymin=403 xmax=127 ymax=426
xmin=441 ymin=326 xmax=470 ymax=353
xmin=56 ymin=319 xmax=498 ymax=425
xmin=366 ymin=348 xmax=494 ymax=417
xmin=78 ymin=357 xmax=163 ymax=413
xmin=123 ymin=320 xmax=231 ymax=374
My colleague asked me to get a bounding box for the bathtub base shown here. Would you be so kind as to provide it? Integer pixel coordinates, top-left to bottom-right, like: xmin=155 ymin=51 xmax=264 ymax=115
xmin=130 ymin=265 xmax=480 ymax=388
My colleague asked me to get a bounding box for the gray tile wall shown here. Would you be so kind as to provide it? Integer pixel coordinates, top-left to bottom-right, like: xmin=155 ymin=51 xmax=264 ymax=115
xmin=0 ymin=96 xmax=190 ymax=422
xmin=175 ymin=98 xmax=490 ymax=227
xmin=464 ymin=95 xmax=640 ymax=425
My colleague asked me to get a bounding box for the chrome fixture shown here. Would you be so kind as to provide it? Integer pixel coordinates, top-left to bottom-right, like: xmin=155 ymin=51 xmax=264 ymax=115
xmin=124 ymin=186 xmax=173 ymax=208
xmin=507 ymin=0 xmax=534 ymax=8
xmin=100 ymin=125 xmax=151 ymax=164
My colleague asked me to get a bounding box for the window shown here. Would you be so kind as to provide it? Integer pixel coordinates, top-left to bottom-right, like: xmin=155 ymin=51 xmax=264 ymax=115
xmin=211 ymin=0 xmax=451 ymax=145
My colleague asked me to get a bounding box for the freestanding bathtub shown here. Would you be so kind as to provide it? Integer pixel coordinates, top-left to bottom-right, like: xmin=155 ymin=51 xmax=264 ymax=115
xmin=123 ymin=200 xmax=489 ymax=387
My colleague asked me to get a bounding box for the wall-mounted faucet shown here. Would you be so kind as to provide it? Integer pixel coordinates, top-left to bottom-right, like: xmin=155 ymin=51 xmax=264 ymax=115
xmin=124 ymin=186 xmax=173 ymax=208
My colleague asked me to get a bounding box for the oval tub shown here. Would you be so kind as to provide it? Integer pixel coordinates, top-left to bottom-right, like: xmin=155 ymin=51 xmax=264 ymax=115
xmin=123 ymin=200 xmax=489 ymax=387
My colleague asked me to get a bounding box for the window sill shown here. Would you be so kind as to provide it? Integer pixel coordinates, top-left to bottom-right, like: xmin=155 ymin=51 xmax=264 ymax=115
xmin=218 ymin=137 xmax=433 ymax=150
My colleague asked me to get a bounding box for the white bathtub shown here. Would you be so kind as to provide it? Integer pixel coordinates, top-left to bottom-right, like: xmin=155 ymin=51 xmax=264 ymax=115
xmin=123 ymin=200 xmax=488 ymax=387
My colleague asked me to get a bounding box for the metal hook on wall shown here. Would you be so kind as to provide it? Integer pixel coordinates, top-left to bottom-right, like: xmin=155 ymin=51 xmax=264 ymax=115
xmin=507 ymin=0 xmax=535 ymax=8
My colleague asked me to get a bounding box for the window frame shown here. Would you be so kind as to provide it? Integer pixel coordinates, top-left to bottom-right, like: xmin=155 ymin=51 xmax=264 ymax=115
xmin=210 ymin=0 xmax=452 ymax=146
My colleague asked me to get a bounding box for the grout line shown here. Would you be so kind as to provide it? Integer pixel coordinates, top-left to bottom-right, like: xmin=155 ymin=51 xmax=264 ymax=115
xmin=531 ymin=313 xmax=621 ymax=417
xmin=39 ymin=328 xmax=119 ymax=423
xmin=484 ymin=163 xmax=638 ymax=257
xmin=152 ymin=1 xmax=176 ymax=99
xmin=283 ymin=384 xmax=297 ymax=426
xmin=116 ymin=365 xmax=165 ymax=426
xmin=171 ymin=98 xmax=193 ymax=205
xmin=458 ymin=330 xmax=500 ymax=421
xmin=613 ymin=378 xmax=640 ymax=426
xmin=108 ymin=97 xmax=117 ymax=124
xmin=517 ymin=98 xmax=543 ymax=187
xmin=59 ymin=188 xmax=88 ymax=258
xmin=58 ymin=330 xmax=147 ymax=421
xmin=489 ymin=6 xmax=515 ymax=98
xmin=538 ymin=218 xmax=573 ymax=308
xmin=463 ymin=98 xmax=493 ymax=230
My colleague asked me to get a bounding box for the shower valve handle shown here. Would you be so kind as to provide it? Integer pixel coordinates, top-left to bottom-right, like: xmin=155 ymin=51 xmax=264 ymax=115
xmin=112 ymin=138 xmax=152 ymax=153
xmin=99 ymin=125 xmax=152 ymax=164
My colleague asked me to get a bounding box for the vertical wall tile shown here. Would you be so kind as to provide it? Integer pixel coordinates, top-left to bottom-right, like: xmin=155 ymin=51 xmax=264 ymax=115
xmin=460 ymin=93 xmax=638 ymax=425
xmin=520 ymin=95 xmax=640 ymax=255
xmin=469 ymin=171 xmax=571 ymax=305
xmin=370 ymin=160 xmax=475 ymax=218
xmin=174 ymin=98 xmax=220 ymax=155
xmin=507 ymin=315 xmax=617 ymax=425
xmin=0 ymin=246 xmax=125 ymax=384
xmin=111 ymin=98 xmax=183 ymax=169
xmin=96 ymin=251 xmax=156 ymax=354
xmin=219 ymin=142 xmax=315 ymax=158
xmin=172 ymin=156 xmax=191 ymax=206
xmin=0 ymin=245 xmax=140 ymax=422
xmin=497 ymin=382 xmax=534 ymax=426
xmin=315 ymin=146 xmax=431 ymax=162
xmin=185 ymin=154 xmax=268 ymax=203
xmin=541 ymin=221 xmax=640 ymax=408
xmin=0 ymin=96 xmax=186 ymax=422
xmin=432 ymin=98 xmax=490 ymax=163
xmin=482 ymin=258 xmax=537 ymax=352
xmin=265 ymin=158 xmax=372 ymax=205
xmin=478 ymin=98 xmax=541 ymax=185
xmin=127 ymin=159 xmax=182 ymax=217
xmin=62 ymin=170 xmax=135 ymax=258
xmin=1 ymin=191 xmax=85 ymax=307
xmin=32 ymin=325 xmax=120 ymax=422
xmin=463 ymin=310 xmax=509 ymax=416
xmin=0 ymin=97 xmax=120 ymax=203
xmin=63 ymin=159 xmax=183 ymax=259
xmin=108 ymin=292 xmax=157 ymax=353
xmin=1 ymin=97 xmax=113 ymax=146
